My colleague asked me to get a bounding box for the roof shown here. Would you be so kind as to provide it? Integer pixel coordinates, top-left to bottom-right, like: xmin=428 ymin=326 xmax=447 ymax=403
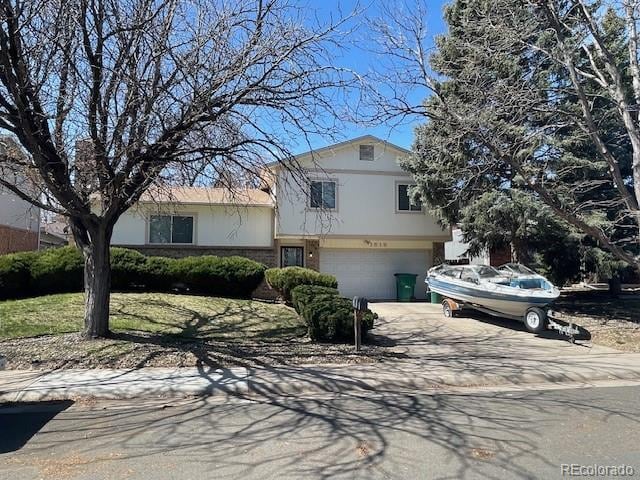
xmin=138 ymin=186 xmax=273 ymax=207
xmin=266 ymin=135 xmax=411 ymax=169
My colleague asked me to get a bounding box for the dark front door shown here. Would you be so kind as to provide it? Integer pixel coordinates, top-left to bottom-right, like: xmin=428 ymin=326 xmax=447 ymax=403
xmin=281 ymin=246 xmax=304 ymax=267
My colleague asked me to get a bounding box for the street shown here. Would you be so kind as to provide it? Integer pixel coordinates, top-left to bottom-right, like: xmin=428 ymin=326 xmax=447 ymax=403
xmin=1 ymin=382 xmax=639 ymax=480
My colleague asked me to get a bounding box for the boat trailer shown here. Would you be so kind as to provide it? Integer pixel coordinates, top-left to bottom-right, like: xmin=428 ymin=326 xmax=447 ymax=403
xmin=546 ymin=311 xmax=591 ymax=343
xmin=441 ymin=298 xmax=590 ymax=342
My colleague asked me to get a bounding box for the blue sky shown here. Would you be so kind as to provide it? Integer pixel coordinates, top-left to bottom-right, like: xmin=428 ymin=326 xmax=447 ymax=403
xmin=294 ymin=0 xmax=451 ymax=153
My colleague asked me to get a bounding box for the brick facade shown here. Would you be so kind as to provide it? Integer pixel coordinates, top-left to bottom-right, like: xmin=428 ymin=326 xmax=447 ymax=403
xmin=123 ymin=245 xmax=276 ymax=265
xmin=0 ymin=225 xmax=38 ymax=255
xmin=304 ymin=239 xmax=320 ymax=271
xmin=114 ymin=244 xmax=278 ymax=299
xmin=489 ymin=246 xmax=512 ymax=267
xmin=432 ymin=241 xmax=445 ymax=265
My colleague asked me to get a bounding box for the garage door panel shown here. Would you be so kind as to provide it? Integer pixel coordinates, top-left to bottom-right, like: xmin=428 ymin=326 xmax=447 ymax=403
xmin=320 ymin=249 xmax=429 ymax=300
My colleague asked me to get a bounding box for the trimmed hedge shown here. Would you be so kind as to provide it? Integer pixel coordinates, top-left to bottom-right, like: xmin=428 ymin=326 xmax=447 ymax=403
xmin=265 ymin=266 xmax=337 ymax=303
xmin=172 ymin=255 xmax=266 ymax=297
xmin=0 ymin=247 xmax=266 ymax=300
xmin=290 ymin=284 xmax=339 ymax=314
xmin=290 ymin=284 xmax=377 ymax=343
xmin=30 ymin=246 xmax=84 ymax=295
xmin=303 ymin=295 xmax=376 ymax=342
xmin=111 ymin=247 xmax=148 ymax=289
xmin=142 ymin=256 xmax=178 ymax=292
xmin=0 ymin=250 xmax=38 ymax=299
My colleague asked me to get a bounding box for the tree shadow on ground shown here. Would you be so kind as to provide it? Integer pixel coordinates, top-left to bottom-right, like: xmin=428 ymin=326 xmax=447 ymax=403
xmin=3 ymin=384 xmax=638 ymax=479
xmin=4 ymin=297 xmax=404 ymax=370
xmin=451 ymin=310 xmax=592 ymax=343
xmin=554 ymin=291 xmax=640 ymax=324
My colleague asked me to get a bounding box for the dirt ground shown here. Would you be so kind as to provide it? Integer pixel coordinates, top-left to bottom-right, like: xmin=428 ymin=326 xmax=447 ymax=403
xmin=552 ymin=291 xmax=640 ymax=352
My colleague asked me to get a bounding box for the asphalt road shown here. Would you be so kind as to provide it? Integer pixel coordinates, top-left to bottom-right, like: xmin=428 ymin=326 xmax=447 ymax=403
xmin=1 ymin=382 xmax=639 ymax=480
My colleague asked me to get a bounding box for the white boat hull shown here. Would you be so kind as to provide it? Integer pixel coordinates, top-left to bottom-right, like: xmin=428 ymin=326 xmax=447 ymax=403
xmin=427 ymin=274 xmax=559 ymax=319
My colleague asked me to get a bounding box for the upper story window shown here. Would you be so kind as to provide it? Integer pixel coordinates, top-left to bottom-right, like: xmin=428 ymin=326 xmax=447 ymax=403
xmin=149 ymin=214 xmax=194 ymax=244
xmin=310 ymin=180 xmax=336 ymax=209
xmin=359 ymin=144 xmax=374 ymax=161
xmin=397 ymin=184 xmax=422 ymax=212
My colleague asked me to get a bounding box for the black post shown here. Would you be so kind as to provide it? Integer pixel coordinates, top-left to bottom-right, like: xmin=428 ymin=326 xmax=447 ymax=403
xmin=354 ymin=310 xmax=362 ymax=352
xmin=352 ymin=296 xmax=368 ymax=353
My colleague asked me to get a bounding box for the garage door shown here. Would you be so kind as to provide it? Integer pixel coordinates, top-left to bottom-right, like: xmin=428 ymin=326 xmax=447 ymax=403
xmin=320 ymin=249 xmax=430 ymax=300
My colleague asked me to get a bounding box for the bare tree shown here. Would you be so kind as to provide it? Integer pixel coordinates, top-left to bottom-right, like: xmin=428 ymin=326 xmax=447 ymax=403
xmin=0 ymin=0 xmax=354 ymax=338
xmin=365 ymin=0 xmax=640 ymax=270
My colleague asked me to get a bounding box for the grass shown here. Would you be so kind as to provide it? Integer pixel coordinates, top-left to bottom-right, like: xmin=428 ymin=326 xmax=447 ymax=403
xmin=0 ymin=292 xmax=306 ymax=341
xmin=0 ymin=292 xmax=387 ymax=369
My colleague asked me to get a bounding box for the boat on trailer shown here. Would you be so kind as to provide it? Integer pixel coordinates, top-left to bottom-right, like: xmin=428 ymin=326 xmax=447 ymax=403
xmin=426 ymin=263 xmax=561 ymax=334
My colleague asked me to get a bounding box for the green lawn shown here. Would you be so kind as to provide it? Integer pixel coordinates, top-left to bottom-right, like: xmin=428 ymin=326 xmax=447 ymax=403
xmin=0 ymin=292 xmax=305 ymax=341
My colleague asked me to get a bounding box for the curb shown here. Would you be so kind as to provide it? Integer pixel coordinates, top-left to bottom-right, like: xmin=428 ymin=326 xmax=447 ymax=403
xmin=3 ymin=364 xmax=640 ymax=403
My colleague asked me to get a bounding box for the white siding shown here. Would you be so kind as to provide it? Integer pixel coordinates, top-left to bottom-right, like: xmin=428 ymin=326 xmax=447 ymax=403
xmin=301 ymin=139 xmax=407 ymax=172
xmin=112 ymin=204 xmax=273 ymax=247
xmin=0 ymin=182 xmax=39 ymax=232
xmin=111 ymin=208 xmax=146 ymax=245
xmin=276 ymin=139 xmax=447 ymax=238
xmin=444 ymin=228 xmax=490 ymax=265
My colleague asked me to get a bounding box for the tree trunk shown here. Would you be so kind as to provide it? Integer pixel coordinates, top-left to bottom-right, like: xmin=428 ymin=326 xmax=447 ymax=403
xmin=80 ymin=228 xmax=112 ymax=339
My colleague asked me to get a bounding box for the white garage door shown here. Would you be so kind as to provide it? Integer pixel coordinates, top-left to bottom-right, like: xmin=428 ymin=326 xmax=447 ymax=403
xmin=320 ymin=249 xmax=430 ymax=300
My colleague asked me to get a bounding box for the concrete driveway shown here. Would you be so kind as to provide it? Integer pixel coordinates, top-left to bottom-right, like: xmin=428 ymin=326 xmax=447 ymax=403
xmin=368 ymin=302 xmax=640 ymax=385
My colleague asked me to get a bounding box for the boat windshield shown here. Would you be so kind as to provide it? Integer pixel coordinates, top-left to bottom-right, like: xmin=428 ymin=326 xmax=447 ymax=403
xmin=474 ymin=266 xmax=502 ymax=278
xmin=502 ymin=263 xmax=536 ymax=275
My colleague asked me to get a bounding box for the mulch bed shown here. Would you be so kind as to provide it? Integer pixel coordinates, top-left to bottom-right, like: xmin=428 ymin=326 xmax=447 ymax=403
xmin=0 ymin=331 xmax=404 ymax=370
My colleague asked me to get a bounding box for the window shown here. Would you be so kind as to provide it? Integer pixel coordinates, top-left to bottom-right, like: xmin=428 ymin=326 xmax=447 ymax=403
xmin=310 ymin=181 xmax=336 ymax=209
xmin=149 ymin=215 xmax=194 ymax=244
xmin=397 ymin=184 xmax=422 ymax=212
xmin=281 ymin=246 xmax=304 ymax=267
xmin=460 ymin=269 xmax=479 ymax=284
xmin=359 ymin=144 xmax=374 ymax=161
xmin=442 ymin=267 xmax=463 ymax=279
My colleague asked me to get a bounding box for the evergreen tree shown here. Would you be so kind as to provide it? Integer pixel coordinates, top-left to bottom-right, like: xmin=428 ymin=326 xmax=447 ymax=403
xmin=389 ymin=0 xmax=640 ymax=271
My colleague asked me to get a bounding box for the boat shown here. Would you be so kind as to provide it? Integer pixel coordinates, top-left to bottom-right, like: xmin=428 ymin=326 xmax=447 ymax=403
xmin=425 ymin=263 xmax=560 ymax=333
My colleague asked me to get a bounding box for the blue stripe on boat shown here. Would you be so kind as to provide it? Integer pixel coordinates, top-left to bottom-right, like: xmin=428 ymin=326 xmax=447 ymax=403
xmin=427 ymin=277 xmax=551 ymax=305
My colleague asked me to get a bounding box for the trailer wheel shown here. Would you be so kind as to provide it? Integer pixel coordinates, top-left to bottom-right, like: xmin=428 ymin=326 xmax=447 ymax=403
xmin=524 ymin=307 xmax=547 ymax=334
xmin=442 ymin=299 xmax=453 ymax=318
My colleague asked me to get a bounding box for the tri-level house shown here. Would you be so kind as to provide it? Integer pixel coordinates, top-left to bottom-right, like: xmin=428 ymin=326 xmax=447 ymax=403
xmin=111 ymin=135 xmax=451 ymax=299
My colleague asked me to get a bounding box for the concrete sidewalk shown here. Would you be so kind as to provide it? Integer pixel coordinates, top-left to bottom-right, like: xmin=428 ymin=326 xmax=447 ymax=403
xmin=3 ymin=302 xmax=640 ymax=402
xmin=3 ymin=349 xmax=640 ymax=402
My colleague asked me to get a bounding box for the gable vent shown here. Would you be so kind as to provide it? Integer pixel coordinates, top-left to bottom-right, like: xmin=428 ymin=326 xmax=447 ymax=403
xmin=359 ymin=144 xmax=374 ymax=161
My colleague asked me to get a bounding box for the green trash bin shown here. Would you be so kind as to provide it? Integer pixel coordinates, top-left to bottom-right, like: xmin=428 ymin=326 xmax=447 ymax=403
xmin=430 ymin=291 xmax=442 ymax=304
xmin=394 ymin=273 xmax=418 ymax=302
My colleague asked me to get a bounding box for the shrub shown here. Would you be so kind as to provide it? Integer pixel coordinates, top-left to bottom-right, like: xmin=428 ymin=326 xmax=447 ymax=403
xmin=30 ymin=246 xmax=84 ymax=295
xmin=111 ymin=248 xmax=148 ymax=289
xmin=0 ymin=247 xmax=266 ymax=299
xmin=0 ymin=251 xmax=38 ymax=300
xmin=301 ymin=294 xmax=376 ymax=343
xmin=172 ymin=255 xmax=266 ymax=298
xmin=290 ymin=284 xmax=339 ymax=314
xmin=142 ymin=256 xmax=178 ymax=292
xmin=265 ymin=266 xmax=338 ymax=302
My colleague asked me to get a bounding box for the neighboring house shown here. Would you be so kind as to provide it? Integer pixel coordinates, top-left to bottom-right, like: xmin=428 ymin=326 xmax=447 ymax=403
xmin=40 ymin=215 xmax=71 ymax=249
xmin=0 ymin=176 xmax=40 ymax=255
xmin=445 ymin=226 xmax=511 ymax=266
xmin=111 ymin=135 xmax=451 ymax=300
